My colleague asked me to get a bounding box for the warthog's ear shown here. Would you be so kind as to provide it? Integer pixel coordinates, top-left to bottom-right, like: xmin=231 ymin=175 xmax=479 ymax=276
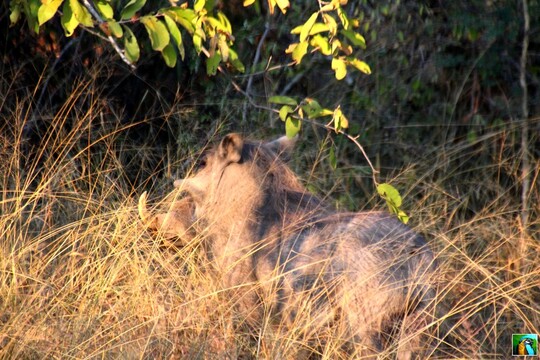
xmin=218 ymin=133 xmax=244 ymax=164
xmin=266 ymin=135 xmax=297 ymax=157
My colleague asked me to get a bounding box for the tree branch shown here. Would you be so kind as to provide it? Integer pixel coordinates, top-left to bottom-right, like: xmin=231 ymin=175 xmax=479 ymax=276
xmin=81 ymin=0 xmax=136 ymax=70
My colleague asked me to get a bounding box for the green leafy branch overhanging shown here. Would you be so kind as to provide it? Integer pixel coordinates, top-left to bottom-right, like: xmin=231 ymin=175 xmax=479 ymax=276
xmin=9 ymin=0 xmax=410 ymax=223
xmin=10 ymin=0 xmax=244 ymax=72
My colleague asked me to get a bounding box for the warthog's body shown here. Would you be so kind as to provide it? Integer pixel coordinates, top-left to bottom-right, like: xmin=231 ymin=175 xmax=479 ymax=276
xmin=139 ymin=134 xmax=436 ymax=358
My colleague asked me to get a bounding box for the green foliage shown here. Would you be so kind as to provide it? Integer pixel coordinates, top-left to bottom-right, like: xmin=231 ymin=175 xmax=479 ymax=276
xmin=206 ymin=52 xmax=221 ymax=76
xmin=95 ymin=0 xmax=113 ymax=19
xmin=287 ymin=0 xmax=371 ymax=79
xmin=37 ymin=0 xmax=62 ymax=26
xmin=122 ymin=25 xmax=140 ymax=62
xmin=331 ymin=57 xmax=347 ymax=80
xmin=9 ymin=0 xmax=245 ymax=73
xmin=269 ymin=96 xmax=298 ymax=107
xmin=8 ymin=0 xmax=373 ymax=182
xmin=120 ymin=0 xmax=146 ymax=20
xmin=377 ymin=183 xmax=409 ymax=224
xmin=69 ymin=0 xmax=93 ymax=27
xmin=285 ymin=117 xmax=301 ymax=138
xmin=141 ymin=16 xmax=170 ymax=51
xmin=269 ymin=95 xmax=350 ymax=139
xmin=60 ymin=0 xmax=79 ymax=35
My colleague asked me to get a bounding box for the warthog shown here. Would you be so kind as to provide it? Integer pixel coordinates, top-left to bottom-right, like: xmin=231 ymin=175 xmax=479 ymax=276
xmin=139 ymin=133 xmax=436 ymax=358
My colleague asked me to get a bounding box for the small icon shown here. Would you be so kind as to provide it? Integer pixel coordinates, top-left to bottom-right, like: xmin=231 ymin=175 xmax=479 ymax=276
xmin=512 ymin=334 xmax=538 ymax=356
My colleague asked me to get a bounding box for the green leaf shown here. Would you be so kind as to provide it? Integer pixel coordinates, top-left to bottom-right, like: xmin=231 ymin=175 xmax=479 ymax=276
xmin=329 ymin=145 xmax=337 ymax=170
xmin=397 ymin=209 xmax=410 ymax=224
xmin=38 ymin=0 xmax=63 ymax=26
xmin=285 ymin=42 xmax=297 ymax=54
xmin=228 ymin=48 xmax=245 ymax=73
xmin=161 ymin=43 xmax=177 ymax=67
xmin=322 ymin=13 xmax=337 ymax=35
xmin=141 ymin=16 xmax=170 ymax=51
xmin=300 ymin=12 xmax=318 ymax=42
xmin=163 ymin=14 xmax=184 ymax=60
xmin=302 ymin=98 xmax=333 ymax=118
xmin=26 ymin=0 xmax=41 ymax=33
xmin=218 ymin=36 xmax=229 ymax=61
xmin=279 ymin=105 xmax=294 ymax=121
xmin=69 ymin=0 xmax=93 ymax=27
xmin=192 ymin=16 xmax=206 ymax=54
xmin=341 ymin=29 xmax=366 ymax=49
xmin=332 ymin=106 xmax=348 ymax=131
xmin=217 ymin=11 xmax=232 ymax=34
xmin=319 ymin=2 xmax=336 ymax=11
xmin=194 ymin=17 xmax=206 ymax=40
xmin=194 ymin=0 xmax=205 ymax=12
xmin=9 ymin=2 xmax=22 ymax=25
xmin=123 ymin=25 xmax=140 ymax=62
xmin=339 ymin=110 xmax=348 ymax=129
xmin=336 ymin=6 xmax=349 ymax=30
xmin=302 ymin=98 xmax=321 ymax=118
xmin=331 ymin=38 xmax=341 ymax=54
xmin=206 ymin=52 xmax=221 ymax=75
xmin=275 ymin=0 xmax=289 ymax=14
xmin=193 ymin=33 xmax=202 ymax=54
xmin=206 ymin=17 xmax=223 ymax=37
xmin=120 ymin=0 xmax=146 ymax=20
xmin=377 ymin=183 xmax=409 ymax=223
xmin=107 ymin=20 xmax=123 ymax=38
xmin=348 ymin=58 xmax=371 ymax=74
xmin=165 ymin=8 xmax=196 ymax=33
xmin=331 ymin=57 xmax=347 ymax=80
xmin=291 ymin=22 xmax=329 ymax=36
xmin=292 ymin=41 xmax=309 ymax=64
xmin=61 ymin=0 xmax=79 ymax=36
xmin=95 ymin=0 xmax=113 ymax=19
xmin=285 ymin=117 xmax=301 ymax=138
xmin=377 ymin=183 xmax=402 ymax=208
xmin=310 ymin=34 xmax=331 ymax=55
xmin=269 ymin=96 xmax=297 ymax=106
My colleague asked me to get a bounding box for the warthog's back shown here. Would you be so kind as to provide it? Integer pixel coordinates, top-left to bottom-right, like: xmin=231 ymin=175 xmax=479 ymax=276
xmin=257 ymin=211 xmax=435 ymax=337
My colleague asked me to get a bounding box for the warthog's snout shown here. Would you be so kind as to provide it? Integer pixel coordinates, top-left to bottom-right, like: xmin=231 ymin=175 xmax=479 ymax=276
xmin=138 ymin=190 xmax=194 ymax=242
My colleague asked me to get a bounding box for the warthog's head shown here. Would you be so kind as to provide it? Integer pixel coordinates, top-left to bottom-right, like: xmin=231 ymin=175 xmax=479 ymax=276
xmin=173 ymin=133 xmax=318 ymax=225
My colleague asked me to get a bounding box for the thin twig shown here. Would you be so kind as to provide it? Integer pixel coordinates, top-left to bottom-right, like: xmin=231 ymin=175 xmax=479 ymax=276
xmin=233 ymin=62 xmax=297 ymax=78
xmin=280 ymin=71 xmax=306 ymax=96
xmin=242 ymin=22 xmax=272 ymax=124
xmin=81 ymin=0 xmax=136 ymax=70
xmin=518 ymin=0 xmax=530 ymax=267
xmin=246 ymin=22 xmax=271 ymax=97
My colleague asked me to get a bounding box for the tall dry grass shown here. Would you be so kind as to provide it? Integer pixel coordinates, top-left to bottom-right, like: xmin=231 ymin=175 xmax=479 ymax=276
xmin=0 ymin=66 xmax=539 ymax=359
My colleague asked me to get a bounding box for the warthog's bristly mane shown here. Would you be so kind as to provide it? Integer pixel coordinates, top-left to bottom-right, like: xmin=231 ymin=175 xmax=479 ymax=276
xmin=240 ymin=140 xmax=324 ymax=220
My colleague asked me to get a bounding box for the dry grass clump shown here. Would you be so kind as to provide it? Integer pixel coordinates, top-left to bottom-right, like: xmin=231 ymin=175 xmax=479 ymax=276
xmin=0 ymin=68 xmax=538 ymax=359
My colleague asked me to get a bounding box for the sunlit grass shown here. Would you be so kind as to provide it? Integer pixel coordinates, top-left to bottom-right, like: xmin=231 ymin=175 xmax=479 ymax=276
xmin=0 ymin=67 xmax=538 ymax=359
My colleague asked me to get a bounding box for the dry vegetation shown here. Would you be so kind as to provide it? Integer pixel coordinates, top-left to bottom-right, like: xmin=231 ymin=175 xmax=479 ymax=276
xmin=1 ymin=61 xmax=539 ymax=359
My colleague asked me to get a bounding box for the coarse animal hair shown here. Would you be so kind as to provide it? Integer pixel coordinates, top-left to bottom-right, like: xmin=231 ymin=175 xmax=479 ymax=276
xmin=139 ymin=133 xmax=437 ymax=359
